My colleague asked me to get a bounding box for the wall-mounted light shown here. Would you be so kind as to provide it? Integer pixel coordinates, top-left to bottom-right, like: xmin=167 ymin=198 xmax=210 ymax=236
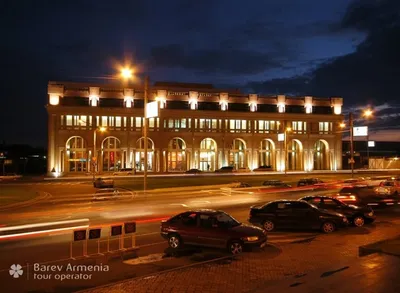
xmin=49 ymin=94 xmax=60 ymax=105
xmin=331 ymin=97 xmax=343 ymax=115
xmin=219 ymin=93 xmax=229 ymax=111
xmin=304 ymin=96 xmax=313 ymax=114
xmin=156 ymin=90 xmax=167 ymax=109
xmin=89 ymin=87 xmax=100 ymax=107
xmin=124 ymin=88 xmax=134 ymax=108
xmin=189 ymin=91 xmax=198 ymax=110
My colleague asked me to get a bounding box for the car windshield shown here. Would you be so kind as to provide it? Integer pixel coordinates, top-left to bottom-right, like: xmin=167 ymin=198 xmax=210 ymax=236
xmin=215 ymin=212 xmax=241 ymax=227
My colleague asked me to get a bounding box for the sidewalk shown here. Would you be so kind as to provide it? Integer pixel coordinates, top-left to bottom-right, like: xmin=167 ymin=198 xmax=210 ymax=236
xmin=82 ymin=219 xmax=400 ymax=293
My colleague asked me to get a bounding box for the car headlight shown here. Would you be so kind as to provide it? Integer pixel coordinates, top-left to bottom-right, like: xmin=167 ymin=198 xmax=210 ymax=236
xmin=242 ymin=236 xmax=259 ymax=242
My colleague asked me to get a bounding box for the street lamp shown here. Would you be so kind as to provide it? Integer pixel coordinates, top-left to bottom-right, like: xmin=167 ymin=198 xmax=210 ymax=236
xmin=284 ymin=127 xmax=291 ymax=175
xmin=120 ymin=67 xmax=150 ymax=192
xmin=340 ymin=109 xmax=373 ymax=177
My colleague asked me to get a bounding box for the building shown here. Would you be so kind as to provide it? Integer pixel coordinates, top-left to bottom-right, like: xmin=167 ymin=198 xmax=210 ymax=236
xmin=46 ymin=81 xmax=344 ymax=175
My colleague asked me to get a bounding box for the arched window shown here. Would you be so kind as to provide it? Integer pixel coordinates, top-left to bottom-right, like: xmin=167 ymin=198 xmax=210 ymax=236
xmin=229 ymin=139 xmax=246 ymax=169
xmin=259 ymin=139 xmax=274 ymax=167
xmin=287 ymin=140 xmax=302 ymax=170
xmin=102 ymin=137 xmax=122 ymax=171
xmin=168 ymin=138 xmax=186 ymax=172
xmin=313 ymin=140 xmax=329 ymax=170
xmin=199 ymin=138 xmax=217 ymax=171
xmin=135 ymin=137 xmax=154 ymax=171
xmin=66 ymin=136 xmax=87 ymax=172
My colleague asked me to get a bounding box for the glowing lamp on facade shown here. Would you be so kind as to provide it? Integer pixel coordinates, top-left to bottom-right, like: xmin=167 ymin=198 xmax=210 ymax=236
xmin=124 ymin=88 xmax=134 ymax=108
xmin=156 ymin=90 xmax=167 ymax=109
xmin=304 ymin=96 xmax=313 ymax=114
xmin=189 ymin=91 xmax=198 ymax=110
xmin=219 ymin=93 xmax=229 ymax=111
xmin=331 ymin=97 xmax=343 ymax=115
xmin=277 ymin=95 xmax=286 ymax=113
xmin=49 ymin=94 xmax=60 ymax=105
xmin=249 ymin=102 xmax=257 ymax=112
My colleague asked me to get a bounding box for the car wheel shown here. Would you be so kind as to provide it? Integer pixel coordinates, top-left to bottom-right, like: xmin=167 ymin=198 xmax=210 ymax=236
xmin=168 ymin=234 xmax=182 ymax=249
xmin=263 ymin=220 xmax=275 ymax=232
xmin=321 ymin=221 xmax=336 ymax=233
xmin=228 ymin=240 xmax=243 ymax=255
xmin=353 ymin=216 xmax=365 ymax=227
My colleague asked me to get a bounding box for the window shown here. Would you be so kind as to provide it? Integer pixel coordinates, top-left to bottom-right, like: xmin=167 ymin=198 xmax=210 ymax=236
xmin=149 ymin=118 xmax=155 ymax=128
xmin=289 ymin=202 xmax=311 ymax=209
xmin=61 ymin=115 xmax=64 ymax=126
xmin=115 ymin=116 xmax=121 ymax=128
xmin=319 ymin=122 xmax=332 ymax=134
xmin=292 ymin=121 xmax=307 ymax=134
xmin=198 ymin=119 xmax=217 ymax=131
xmin=181 ymin=119 xmax=186 ymax=128
xmin=181 ymin=213 xmax=197 ymax=226
xmin=109 ymin=117 xmax=115 ymax=128
xmin=258 ymin=121 xmax=279 ymax=133
xmin=101 ymin=116 xmax=108 ymax=127
xmin=136 ymin=117 xmax=142 ymax=128
xmin=123 ymin=117 xmax=127 ymax=129
xmin=308 ymin=198 xmax=322 ymax=204
xmin=322 ymin=199 xmax=340 ymax=207
xmin=229 ymin=120 xmax=247 ymax=133
xmin=166 ymin=118 xmax=187 ymax=131
xmin=66 ymin=115 xmax=73 ymax=126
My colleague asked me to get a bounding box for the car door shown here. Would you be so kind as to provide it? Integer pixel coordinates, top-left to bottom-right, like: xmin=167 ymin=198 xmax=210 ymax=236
xmin=196 ymin=214 xmax=225 ymax=248
xmin=274 ymin=202 xmax=294 ymax=228
xmin=287 ymin=202 xmax=317 ymax=229
xmin=171 ymin=212 xmax=200 ymax=244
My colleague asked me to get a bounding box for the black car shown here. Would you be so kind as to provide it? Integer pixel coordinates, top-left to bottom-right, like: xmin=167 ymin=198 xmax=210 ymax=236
xmin=299 ymin=195 xmax=375 ymax=227
xmin=185 ymin=169 xmax=203 ymax=174
xmin=297 ymin=178 xmax=324 ymax=187
xmin=334 ymin=185 xmax=400 ymax=207
xmin=262 ymin=180 xmax=292 ymax=188
xmin=253 ymin=165 xmax=273 ymax=172
xmin=215 ymin=166 xmax=234 ymax=173
xmin=249 ymin=200 xmax=348 ymax=233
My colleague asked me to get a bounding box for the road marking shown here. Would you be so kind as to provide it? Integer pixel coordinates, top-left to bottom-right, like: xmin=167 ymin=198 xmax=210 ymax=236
xmin=137 ymin=241 xmax=167 ymax=248
xmin=123 ymin=253 xmax=167 ymax=265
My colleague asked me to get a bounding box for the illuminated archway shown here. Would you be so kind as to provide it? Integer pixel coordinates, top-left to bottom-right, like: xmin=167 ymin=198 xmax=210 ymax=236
xmin=168 ymin=138 xmax=187 ymax=172
xmin=259 ymin=139 xmax=275 ymax=168
xmin=101 ymin=137 xmax=122 ymax=171
xmin=229 ymin=138 xmax=246 ymax=169
xmin=66 ymin=136 xmax=87 ymax=172
xmin=287 ymin=139 xmax=303 ymax=170
xmin=135 ymin=137 xmax=154 ymax=171
xmin=313 ymin=140 xmax=329 ymax=170
xmin=199 ymin=138 xmax=217 ymax=171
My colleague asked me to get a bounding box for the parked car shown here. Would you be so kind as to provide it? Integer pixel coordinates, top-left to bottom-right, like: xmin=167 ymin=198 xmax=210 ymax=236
xmin=249 ymin=200 xmax=348 ymax=233
xmin=215 ymin=166 xmax=234 ymax=173
xmin=299 ymin=195 xmax=375 ymax=227
xmin=235 ymin=167 xmax=251 ymax=173
xmin=160 ymin=210 xmax=267 ymax=254
xmin=253 ymin=165 xmax=273 ymax=172
xmin=93 ymin=177 xmax=114 ymax=188
xmin=297 ymin=178 xmax=324 ymax=187
xmin=113 ymin=168 xmax=134 ymax=175
xmin=364 ymin=176 xmax=393 ymax=187
xmin=333 ymin=185 xmax=400 ymax=207
xmin=230 ymin=182 xmax=251 ymax=188
xmin=374 ymin=180 xmax=400 ymax=196
xmin=185 ymin=169 xmax=203 ymax=174
xmin=262 ymin=180 xmax=292 ymax=188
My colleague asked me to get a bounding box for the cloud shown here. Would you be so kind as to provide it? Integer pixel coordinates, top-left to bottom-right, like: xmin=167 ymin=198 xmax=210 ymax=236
xmin=150 ymin=44 xmax=283 ymax=74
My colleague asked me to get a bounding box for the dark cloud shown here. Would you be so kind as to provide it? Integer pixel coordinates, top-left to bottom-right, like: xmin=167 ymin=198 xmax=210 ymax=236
xmin=247 ymin=0 xmax=400 ymax=107
xmin=150 ymin=44 xmax=282 ymax=74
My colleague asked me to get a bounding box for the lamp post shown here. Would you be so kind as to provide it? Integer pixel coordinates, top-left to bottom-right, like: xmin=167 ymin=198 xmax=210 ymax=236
xmin=340 ymin=109 xmax=373 ymax=178
xmin=284 ymin=127 xmax=291 ymax=175
xmin=120 ymin=67 xmax=149 ymax=192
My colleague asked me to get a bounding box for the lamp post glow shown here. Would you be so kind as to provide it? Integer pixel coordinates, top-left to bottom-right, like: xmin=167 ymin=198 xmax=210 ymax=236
xmin=284 ymin=127 xmax=291 ymax=175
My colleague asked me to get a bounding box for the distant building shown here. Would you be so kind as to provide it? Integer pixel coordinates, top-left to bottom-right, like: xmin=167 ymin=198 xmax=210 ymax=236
xmin=343 ymin=130 xmax=400 ymax=169
xmin=0 ymin=144 xmax=47 ymax=175
xmin=46 ymin=81 xmax=344 ymax=174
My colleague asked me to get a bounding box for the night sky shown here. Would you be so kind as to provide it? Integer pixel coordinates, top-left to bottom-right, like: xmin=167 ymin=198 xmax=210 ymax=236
xmin=1 ymin=0 xmax=399 ymax=147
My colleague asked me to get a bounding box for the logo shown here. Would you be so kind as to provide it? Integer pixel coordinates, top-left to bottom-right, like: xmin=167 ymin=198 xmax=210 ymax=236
xmin=9 ymin=264 xmax=23 ymax=278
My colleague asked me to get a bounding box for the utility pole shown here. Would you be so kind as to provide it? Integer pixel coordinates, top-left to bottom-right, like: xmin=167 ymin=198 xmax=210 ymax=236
xmin=349 ymin=112 xmax=354 ymax=178
xmin=143 ymin=76 xmax=149 ymax=191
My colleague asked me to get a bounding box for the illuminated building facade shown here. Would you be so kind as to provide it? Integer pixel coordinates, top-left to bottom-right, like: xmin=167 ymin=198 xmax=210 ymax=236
xmin=46 ymin=81 xmax=344 ymax=174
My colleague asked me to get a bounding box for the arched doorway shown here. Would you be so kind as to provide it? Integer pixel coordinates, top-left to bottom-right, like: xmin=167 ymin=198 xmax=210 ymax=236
xmin=102 ymin=137 xmax=122 ymax=171
xmin=168 ymin=138 xmax=186 ymax=172
xmin=287 ymin=139 xmax=302 ymax=170
xmin=66 ymin=136 xmax=87 ymax=172
xmin=229 ymin=139 xmax=246 ymax=169
xmin=199 ymin=138 xmax=217 ymax=171
xmin=135 ymin=137 xmax=154 ymax=171
xmin=313 ymin=140 xmax=329 ymax=170
xmin=259 ymin=139 xmax=274 ymax=168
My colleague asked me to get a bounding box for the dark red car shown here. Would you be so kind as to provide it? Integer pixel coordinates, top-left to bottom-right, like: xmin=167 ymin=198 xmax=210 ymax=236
xmin=160 ymin=209 xmax=267 ymax=254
